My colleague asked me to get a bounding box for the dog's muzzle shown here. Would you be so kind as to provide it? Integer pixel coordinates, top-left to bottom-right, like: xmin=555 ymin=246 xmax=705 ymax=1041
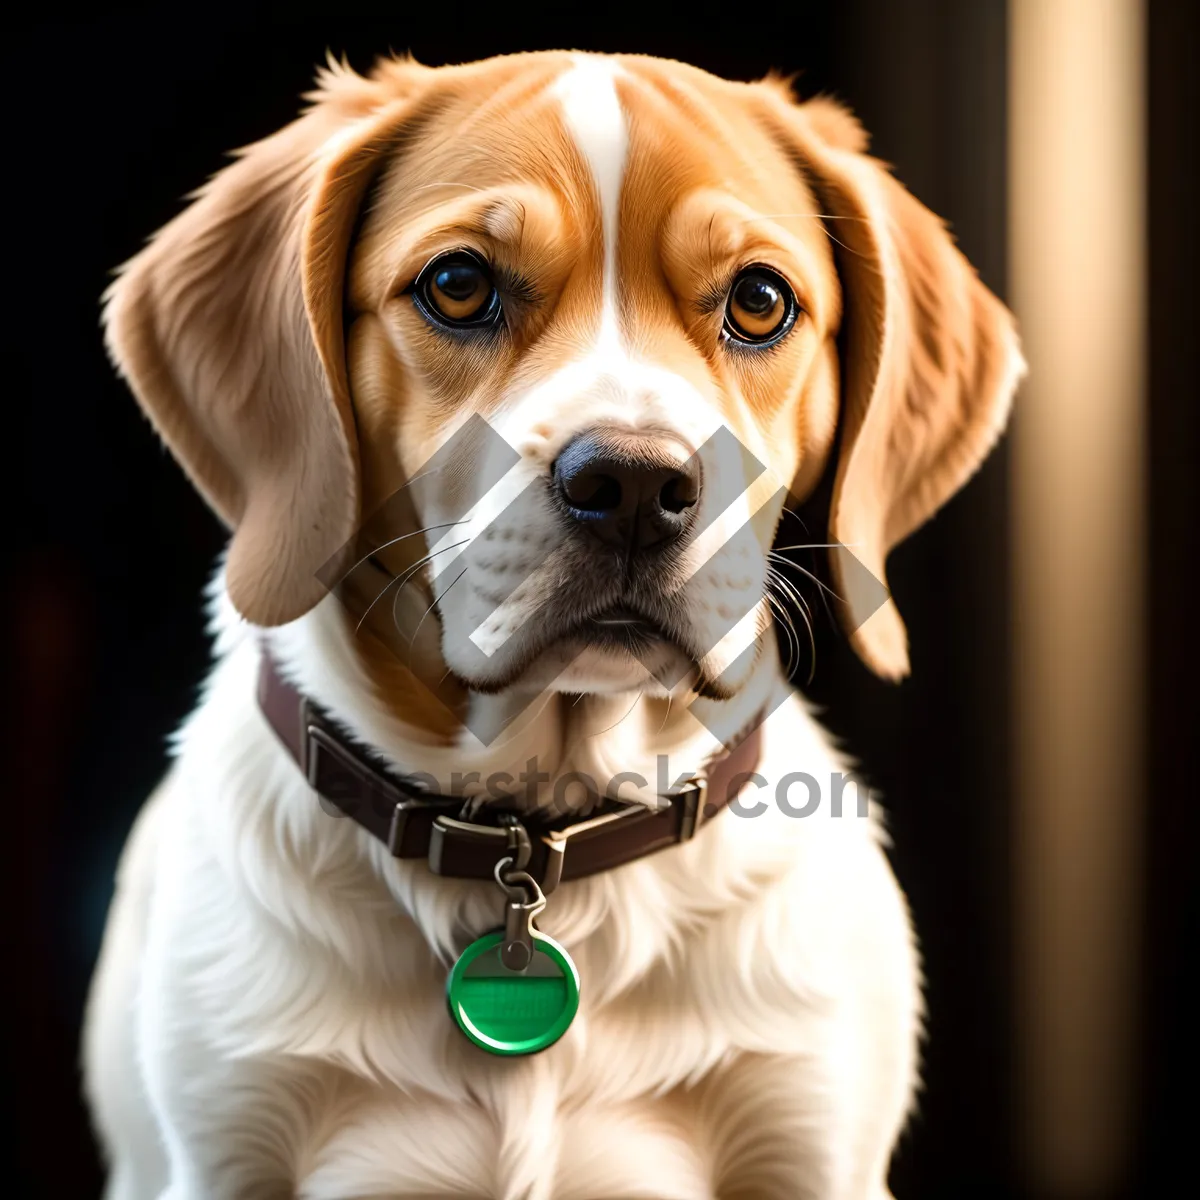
xmin=552 ymin=427 xmax=701 ymax=555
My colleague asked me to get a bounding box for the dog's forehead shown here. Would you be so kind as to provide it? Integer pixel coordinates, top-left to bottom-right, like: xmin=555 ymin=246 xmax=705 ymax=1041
xmin=361 ymin=53 xmax=825 ymax=271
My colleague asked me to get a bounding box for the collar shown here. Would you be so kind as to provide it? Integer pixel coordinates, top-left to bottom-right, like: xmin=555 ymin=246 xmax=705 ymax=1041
xmin=256 ymin=651 xmax=763 ymax=894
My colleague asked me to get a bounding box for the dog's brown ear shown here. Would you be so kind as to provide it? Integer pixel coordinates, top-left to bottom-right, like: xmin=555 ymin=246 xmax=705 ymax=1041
xmin=763 ymin=92 xmax=1024 ymax=679
xmin=104 ymin=62 xmax=430 ymax=625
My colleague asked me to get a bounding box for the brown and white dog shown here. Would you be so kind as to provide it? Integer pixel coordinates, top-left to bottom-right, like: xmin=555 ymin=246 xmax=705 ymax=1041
xmin=84 ymin=50 xmax=1022 ymax=1200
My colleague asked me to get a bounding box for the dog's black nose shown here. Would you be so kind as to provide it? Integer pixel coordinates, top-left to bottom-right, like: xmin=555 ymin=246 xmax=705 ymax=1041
xmin=553 ymin=429 xmax=701 ymax=551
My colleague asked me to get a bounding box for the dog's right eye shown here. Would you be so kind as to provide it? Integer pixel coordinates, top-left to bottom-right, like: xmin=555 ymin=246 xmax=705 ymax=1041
xmin=413 ymin=252 xmax=502 ymax=330
xmin=723 ymin=266 xmax=797 ymax=346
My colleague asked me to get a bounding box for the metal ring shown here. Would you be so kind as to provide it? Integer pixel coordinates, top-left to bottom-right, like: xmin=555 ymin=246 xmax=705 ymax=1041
xmin=493 ymin=859 xmax=546 ymax=911
xmin=493 ymin=855 xmax=515 ymax=888
xmin=498 ymin=813 xmax=533 ymax=872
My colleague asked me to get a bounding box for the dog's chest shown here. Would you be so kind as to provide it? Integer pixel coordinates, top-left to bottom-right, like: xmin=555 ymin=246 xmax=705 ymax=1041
xmin=299 ymin=1081 xmax=718 ymax=1198
xmin=282 ymin=899 xmax=835 ymax=1200
xmin=157 ymin=649 xmax=867 ymax=1195
xmin=170 ymin=799 xmax=840 ymax=1198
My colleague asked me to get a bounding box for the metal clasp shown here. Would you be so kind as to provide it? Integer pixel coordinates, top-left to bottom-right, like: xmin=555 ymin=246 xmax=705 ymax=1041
xmin=498 ymin=812 xmax=532 ymax=873
xmin=493 ymin=848 xmax=546 ymax=972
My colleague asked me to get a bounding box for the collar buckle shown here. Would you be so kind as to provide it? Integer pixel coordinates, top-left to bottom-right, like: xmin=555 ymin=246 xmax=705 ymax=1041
xmin=539 ymin=802 xmax=654 ymax=894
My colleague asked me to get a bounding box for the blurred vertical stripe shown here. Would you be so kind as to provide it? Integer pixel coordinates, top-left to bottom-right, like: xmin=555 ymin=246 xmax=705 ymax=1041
xmin=1010 ymin=1 xmax=1147 ymax=1195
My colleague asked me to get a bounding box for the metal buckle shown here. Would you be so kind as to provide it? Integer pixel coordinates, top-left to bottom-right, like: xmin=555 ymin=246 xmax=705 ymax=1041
xmin=428 ymin=810 xmax=533 ymax=877
xmin=539 ymin=803 xmax=651 ymax=894
xmin=428 ymin=816 xmax=506 ymax=875
xmin=389 ymin=794 xmax=464 ymax=857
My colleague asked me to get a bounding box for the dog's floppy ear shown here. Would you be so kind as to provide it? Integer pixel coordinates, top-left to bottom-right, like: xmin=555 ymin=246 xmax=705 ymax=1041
xmin=762 ymin=90 xmax=1025 ymax=679
xmin=104 ymin=62 xmax=431 ymax=626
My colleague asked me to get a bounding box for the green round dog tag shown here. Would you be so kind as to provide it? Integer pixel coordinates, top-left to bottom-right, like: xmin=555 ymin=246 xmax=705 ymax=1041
xmin=447 ymin=929 xmax=580 ymax=1056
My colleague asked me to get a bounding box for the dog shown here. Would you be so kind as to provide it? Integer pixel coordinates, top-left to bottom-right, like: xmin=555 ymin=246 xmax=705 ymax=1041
xmin=84 ymin=50 xmax=1022 ymax=1200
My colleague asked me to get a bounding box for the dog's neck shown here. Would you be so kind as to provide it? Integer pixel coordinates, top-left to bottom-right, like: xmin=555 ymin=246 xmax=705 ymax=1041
xmin=257 ymin=592 xmax=782 ymax=817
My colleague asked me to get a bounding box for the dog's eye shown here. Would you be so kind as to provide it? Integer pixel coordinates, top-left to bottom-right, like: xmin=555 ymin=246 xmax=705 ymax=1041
xmin=414 ymin=252 xmax=501 ymax=329
xmin=724 ymin=267 xmax=797 ymax=346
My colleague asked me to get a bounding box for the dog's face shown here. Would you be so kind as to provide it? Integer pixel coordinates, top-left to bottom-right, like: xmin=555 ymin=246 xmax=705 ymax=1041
xmin=105 ymin=51 xmax=1021 ymax=722
xmin=347 ymin=55 xmax=843 ymax=700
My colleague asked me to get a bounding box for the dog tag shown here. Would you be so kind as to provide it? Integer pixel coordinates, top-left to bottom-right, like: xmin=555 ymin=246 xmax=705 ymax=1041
xmin=447 ymin=929 xmax=580 ymax=1056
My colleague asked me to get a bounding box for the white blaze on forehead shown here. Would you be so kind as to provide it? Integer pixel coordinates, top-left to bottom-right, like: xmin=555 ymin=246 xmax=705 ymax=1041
xmin=551 ymin=56 xmax=629 ymax=333
xmin=447 ymin=58 xmax=748 ymax=669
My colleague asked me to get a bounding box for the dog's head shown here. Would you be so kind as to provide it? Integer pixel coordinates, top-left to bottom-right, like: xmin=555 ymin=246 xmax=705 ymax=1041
xmin=106 ymin=51 xmax=1020 ymax=719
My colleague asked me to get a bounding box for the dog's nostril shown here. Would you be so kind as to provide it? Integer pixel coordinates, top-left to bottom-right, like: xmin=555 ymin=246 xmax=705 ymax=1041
xmin=561 ymin=471 xmax=623 ymax=513
xmin=554 ymin=427 xmax=703 ymax=551
xmin=659 ymin=474 xmax=698 ymax=515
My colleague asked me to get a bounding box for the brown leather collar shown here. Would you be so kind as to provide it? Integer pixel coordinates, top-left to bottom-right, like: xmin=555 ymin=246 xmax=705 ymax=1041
xmin=257 ymin=651 xmax=762 ymax=893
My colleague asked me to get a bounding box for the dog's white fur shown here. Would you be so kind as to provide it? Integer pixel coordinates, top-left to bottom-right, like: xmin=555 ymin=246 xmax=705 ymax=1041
xmin=85 ymin=49 xmax=1022 ymax=1200
xmin=86 ymin=585 xmax=919 ymax=1200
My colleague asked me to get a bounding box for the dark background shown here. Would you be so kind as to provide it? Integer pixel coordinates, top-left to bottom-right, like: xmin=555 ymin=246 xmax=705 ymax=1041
xmin=4 ymin=2 xmax=1194 ymax=1197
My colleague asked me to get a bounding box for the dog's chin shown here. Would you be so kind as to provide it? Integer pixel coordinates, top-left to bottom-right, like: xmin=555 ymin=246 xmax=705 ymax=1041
xmin=446 ymin=609 xmax=704 ymax=697
xmin=454 ymin=636 xmax=687 ymax=697
xmin=545 ymin=643 xmax=677 ymax=695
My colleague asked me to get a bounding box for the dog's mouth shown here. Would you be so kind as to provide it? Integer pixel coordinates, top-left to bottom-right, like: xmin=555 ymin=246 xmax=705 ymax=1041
xmin=458 ymin=598 xmax=697 ymax=695
xmin=546 ymin=601 xmax=709 ymax=687
xmin=572 ymin=605 xmax=674 ymax=654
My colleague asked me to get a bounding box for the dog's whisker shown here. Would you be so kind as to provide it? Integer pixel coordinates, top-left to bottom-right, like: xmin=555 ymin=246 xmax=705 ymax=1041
xmin=778 ymin=506 xmax=813 ymax=529
xmin=767 ymin=561 xmax=813 ymax=616
xmin=346 ymin=520 xmax=469 ymax=578
xmin=408 ymin=567 xmax=467 ymax=658
xmin=358 ymin=540 xmax=468 ymax=634
xmin=354 ymin=540 xmax=469 ymax=634
xmin=773 ymin=604 xmax=802 ymax=680
xmin=768 ymin=550 xmax=847 ymax=604
xmin=766 ymin=575 xmax=803 ymax=669
xmin=771 ymin=573 xmax=818 ymax=635
xmin=772 ymin=570 xmax=819 ymax=684
xmin=766 ymin=568 xmax=817 ymax=682
xmin=776 ymin=585 xmax=817 ymax=685
xmin=767 ymin=580 xmax=802 ymax=646
xmin=765 ymin=590 xmax=800 ymax=677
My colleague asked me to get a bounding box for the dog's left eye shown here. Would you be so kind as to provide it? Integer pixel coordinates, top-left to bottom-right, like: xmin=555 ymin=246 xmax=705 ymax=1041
xmin=724 ymin=267 xmax=797 ymax=346
xmin=413 ymin=252 xmax=501 ymax=330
